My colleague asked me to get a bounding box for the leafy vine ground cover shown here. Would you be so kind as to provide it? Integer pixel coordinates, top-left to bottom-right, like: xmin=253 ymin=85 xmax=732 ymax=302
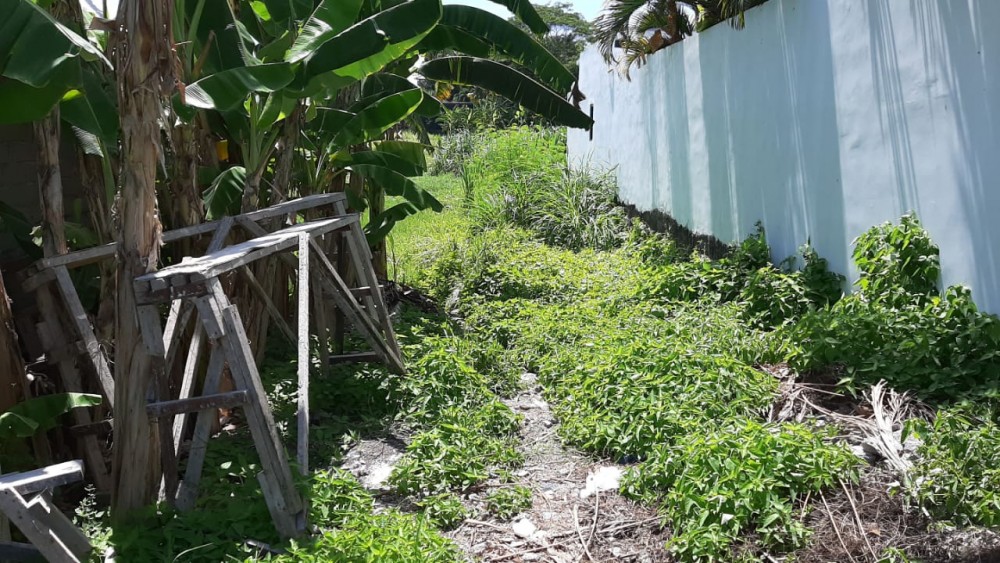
xmin=81 ymin=129 xmax=1000 ymax=561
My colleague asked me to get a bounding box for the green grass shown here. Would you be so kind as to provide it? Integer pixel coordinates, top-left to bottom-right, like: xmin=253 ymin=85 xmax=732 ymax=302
xmin=385 ymin=175 xmax=469 ymax=286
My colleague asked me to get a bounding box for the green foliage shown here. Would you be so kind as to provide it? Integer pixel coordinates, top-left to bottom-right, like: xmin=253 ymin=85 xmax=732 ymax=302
xmin=622 ymin=421 xmax=859 ymax=559
xmin=910 ymin=405 xmax=1000 ymax=527
xmin=418 ymin=492 xmax=469 ymax=529
xmin=464 ymin=127 xmax=631 ymax=251
xmin=486 ymin=485 xmax=532 ymax=520
xmin=280 ymin=511 xmax=461 ymax=562
xmin=390 ymin=403 xmax=522 ymax=495
xmin=775 ymin=216 xmax=1000 ymax=401
xmin=0 ymin=393 xmax=102 ymax=440
xmin=853 ymin=214 xmax=940 ymax=304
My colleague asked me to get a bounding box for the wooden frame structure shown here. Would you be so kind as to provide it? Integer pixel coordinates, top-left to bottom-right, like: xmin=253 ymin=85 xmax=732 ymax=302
xmin=0 ymin=460 xmax=91 ymax=563
xmin=16 ymin=194 xmax=405 ymax=538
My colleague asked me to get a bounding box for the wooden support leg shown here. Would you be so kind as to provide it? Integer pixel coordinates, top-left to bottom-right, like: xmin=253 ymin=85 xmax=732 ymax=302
xmin=197 ymin=280 xmax=303 ymax=537
xmin=52 ymin=266 xmax=115 ymax=407
xmin=334 ymin=201 xmax=402 ymax=360
xmin=296 ymin=234 xmax=309 ymax=476
xmin=172 ymin=323 xmax=205 ymax=451
xmin=310 ymin=248 xmax=405 ymax=374
xmin=136 ymin=305 xmax=178 ymax=502
xmin=0 ymin=488 xmax=88 ymax=563
xmin=34 ymin=288 xmax=110 ymax=492
xmin=174 ymin=342 xmax=224 ymax=512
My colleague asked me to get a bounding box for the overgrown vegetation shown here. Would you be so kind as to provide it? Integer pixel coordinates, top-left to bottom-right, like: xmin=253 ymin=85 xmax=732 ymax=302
xmin=406 ymin=128 xmax=1000 ymax=561
xmin=74 ymin=127 xmax=1000 ymax=561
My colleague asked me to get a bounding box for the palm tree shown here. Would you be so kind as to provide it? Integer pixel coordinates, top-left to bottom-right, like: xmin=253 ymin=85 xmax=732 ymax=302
xmin=594 ymin=0 xmax=768 ymax=76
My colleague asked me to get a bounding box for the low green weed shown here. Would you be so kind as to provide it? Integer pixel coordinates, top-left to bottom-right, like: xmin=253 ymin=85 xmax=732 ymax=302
xmin=486 ymin=485 xmax=533 ymax=520
xmin=390 ymin=403 xmax=522 ymax=495
xmin=418 ymin=493 xmax=469 ymax=529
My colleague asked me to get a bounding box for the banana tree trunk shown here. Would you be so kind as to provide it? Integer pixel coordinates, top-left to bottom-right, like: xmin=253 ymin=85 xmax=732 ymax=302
xmin=33 ymin=108 xmax=67 ymax=256
xmin=0 ymin=271 xmax=25 ymax=413
xmin=79 ymin=151 xmax=116 ymax=345
xmin=246 ymin=107 xmax=302 ymax=364
xmin=111 ymin=0 xmax=172 ymax=518
xmin=166 ymin=121 xmax=206 ymax=231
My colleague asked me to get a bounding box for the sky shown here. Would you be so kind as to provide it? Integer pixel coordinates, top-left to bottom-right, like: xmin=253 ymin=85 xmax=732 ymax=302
xmin=445 ymin=0 xmax=604 ymax=21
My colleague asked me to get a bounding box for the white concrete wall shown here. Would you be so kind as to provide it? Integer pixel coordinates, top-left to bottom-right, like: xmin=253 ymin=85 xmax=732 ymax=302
xmin=568 ymin=0 xmax=1000 ymax=313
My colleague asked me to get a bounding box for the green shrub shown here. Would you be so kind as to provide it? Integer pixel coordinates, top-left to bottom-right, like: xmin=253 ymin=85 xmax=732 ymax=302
xmin=911 ymin=405 xmax=1000 ymax=527
xmin=853 ymin=214 xmax=940 ymax=303
xmin=486 ymin=485 xmax=533 ymax=520
xmin=281 ymin=511 xmax=461 ymax=562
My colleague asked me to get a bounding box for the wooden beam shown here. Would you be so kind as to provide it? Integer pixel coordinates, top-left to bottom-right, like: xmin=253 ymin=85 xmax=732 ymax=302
xmin=0 ymin=461 xmax=83 ymax=496
xmin=328 ymin=352 xmax=379 ymax=365
xmin=147 ymin=390 xmax=248 ymax=418
xmin=239 ymin=266 xmax=295 ymax=345
xmin=23 ymin=193 xmax=349 ymax=274
xmin=174 ymin=342 xmax=224 ymax=512
xmin=52 ymin=266 xmax=114 ymax=407
xmin=133 ymin=217 xmax=355 ymax=304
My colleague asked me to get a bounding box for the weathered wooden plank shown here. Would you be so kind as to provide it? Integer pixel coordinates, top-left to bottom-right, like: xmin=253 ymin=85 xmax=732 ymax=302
xmin=239 ymin=266 xmax=295 ymax=345
xmin=297 ymin=234 xmax=310 ymax=476
xmin=23 ymin=193 xmax=349 ymax=274
xmin=311 ymin=247 xmax=405 ymax=374
xmin=236 ymin=217 xmax=402 ymax=373
xmin=24 ymin=492 xmax=90 ymax=559
xmin=174 ymin=342 xmax=224 ymax=512
xmin=52 ymin=266 xmax=114 ymax=407
xmin=0 ymin=487 xmax=85 ymax=563
xmin=70 ymin=420 xmax=112 ymax=437
xmin=343 ymin=220 xmax=403 ymax=359
xmin=147 ymin=390 xmax=248 ymax=418
xmin=135 ymin=217 xmax=355 ymax=292
xmin=0 ymin=461 xmax=83 ymax=496
xmin=171 ymin=323 xmax=204 ymax=450
xmin=328 ymin=352 xmax=380 ymax=365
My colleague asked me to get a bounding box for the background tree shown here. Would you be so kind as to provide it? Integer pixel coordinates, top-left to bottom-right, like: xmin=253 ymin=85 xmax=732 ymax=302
xmin=594 ymin=0 xmax=768 ymax=76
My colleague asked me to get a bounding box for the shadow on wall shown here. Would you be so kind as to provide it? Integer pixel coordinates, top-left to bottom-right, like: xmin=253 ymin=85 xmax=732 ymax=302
xmin=694 ymin=0 xmax=848 ymax=273
xmin=922 ymin=0 xmax=1000 ymax=310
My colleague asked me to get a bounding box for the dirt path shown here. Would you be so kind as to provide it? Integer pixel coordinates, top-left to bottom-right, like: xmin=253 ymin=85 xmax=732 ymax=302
xmin=444 ymin=372 xmax=668 ymax=562
xmin=339 ymin=370 xmax=669 ymax=562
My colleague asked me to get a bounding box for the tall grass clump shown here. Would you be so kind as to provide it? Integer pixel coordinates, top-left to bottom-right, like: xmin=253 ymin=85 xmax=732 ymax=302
xmin=464 ymin=127 xmax=631 ymax=251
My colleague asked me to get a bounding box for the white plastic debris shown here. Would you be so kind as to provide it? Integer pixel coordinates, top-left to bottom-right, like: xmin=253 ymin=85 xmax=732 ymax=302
xmin=512 ymin=518 xmax=538 ymax=539
xmin=580 ymin=466 xmax=624 ymax=498
xmin=363 ymin=462 xmax=394 ymax=488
